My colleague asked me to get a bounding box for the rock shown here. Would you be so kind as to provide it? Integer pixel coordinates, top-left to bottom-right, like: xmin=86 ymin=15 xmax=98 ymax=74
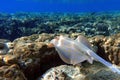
xmin=0 ymin=64 xmax=27 ymax=80
xmin=0 ymin=39 xmax=10 ymax=43
xmin=0 ymin=54 xmax=19 ymax=66
xmin=0 ymin=32 xmax=119 ymax=80
xmin=39 ymin=62 xmax=120 ymax=80
xmin=0 ymin=43 xmax=8 ymax=54
xmin=12 ymin=35 xmax=64 ymax=80
xmin=0 ymin=12 xmax=120 ymax=41
xmin=85 ymin=69 xmax=120 ymax=80
xmin=35 ymin=33 xmax=54 ymax=42
xmin=13 ymin=33 xmax=54 ymax=43
xmin=1 ymin=12 xmax=120 ymax=80
xmin=39 ymin=65 xmax=85 ymax=80
xmin=89 ymin=33 xmax=120 ymax=65
xmin=0 ymin=39 xmax=10 ymax=55
xmin=3 ymin=55 xmax=18 ymax=65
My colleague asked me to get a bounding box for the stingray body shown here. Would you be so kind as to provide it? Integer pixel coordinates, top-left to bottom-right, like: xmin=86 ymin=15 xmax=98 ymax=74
xmin=50 ymin=35 xmax=120 ymax=74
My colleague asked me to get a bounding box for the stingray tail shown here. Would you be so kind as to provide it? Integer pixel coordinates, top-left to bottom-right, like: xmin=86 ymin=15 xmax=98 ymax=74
xmin=87 ymin=50 xmax=120 ymax=74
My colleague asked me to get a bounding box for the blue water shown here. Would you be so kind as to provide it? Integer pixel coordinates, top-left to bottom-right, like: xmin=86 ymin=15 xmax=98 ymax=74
xmin=0 ymin=0 xmax=120 ymax=13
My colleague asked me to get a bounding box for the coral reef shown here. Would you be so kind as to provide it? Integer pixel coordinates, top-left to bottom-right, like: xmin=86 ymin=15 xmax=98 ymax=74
xmin=0 ymin=32 xmax=119 ymax=80
xmin=40 ymin=63 xmax=120 ymax=80
xmin=0 ymin=12 xmax=120 ymax=80
xmin=0 ymin=12 xmax=120 ymax=41
xmin=89 ymin=33 xmax=120 ymax=65
xmin=0 ymin=64 xmax=27 ymax=80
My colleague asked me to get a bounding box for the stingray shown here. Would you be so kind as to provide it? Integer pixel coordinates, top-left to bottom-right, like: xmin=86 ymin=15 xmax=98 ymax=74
xmin=50 ymin=35 xmax=120 ymax=74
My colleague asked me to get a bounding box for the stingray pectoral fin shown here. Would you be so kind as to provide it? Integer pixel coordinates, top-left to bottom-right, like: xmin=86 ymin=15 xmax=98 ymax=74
xmin=87 ymin=50 xmax=120 ymax=74
xmin=55 ymin=47 xmax=71 ymax=64
xmin=55 ymin=41 xmax=89 ymax=65
xmin=56 ymin=45 xmax=87 ymax=65
xmin=70 ymin=53 xmax=88 ymax=65
xmin=76 ymin=35 xmax=93 ymax=50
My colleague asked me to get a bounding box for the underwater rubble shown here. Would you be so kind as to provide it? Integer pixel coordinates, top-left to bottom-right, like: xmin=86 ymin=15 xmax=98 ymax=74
xmin=0 ymin=12 xmax=120 ymax=80
xmin=0 ymin=32 xmax=120 ymax=80
xmin=0 ymin=12 xmax=120 ymax=41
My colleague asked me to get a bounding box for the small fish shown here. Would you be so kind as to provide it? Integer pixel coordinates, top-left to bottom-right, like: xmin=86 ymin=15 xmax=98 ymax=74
xmin=50 ymin=35 xmax=120 ymax=74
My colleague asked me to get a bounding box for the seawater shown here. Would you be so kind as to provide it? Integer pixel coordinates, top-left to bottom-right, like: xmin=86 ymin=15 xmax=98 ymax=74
xmin=0 ymin=0 xmax=120 ymax=13
xmin=0 ymin=0 xmax=120 ymax=40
